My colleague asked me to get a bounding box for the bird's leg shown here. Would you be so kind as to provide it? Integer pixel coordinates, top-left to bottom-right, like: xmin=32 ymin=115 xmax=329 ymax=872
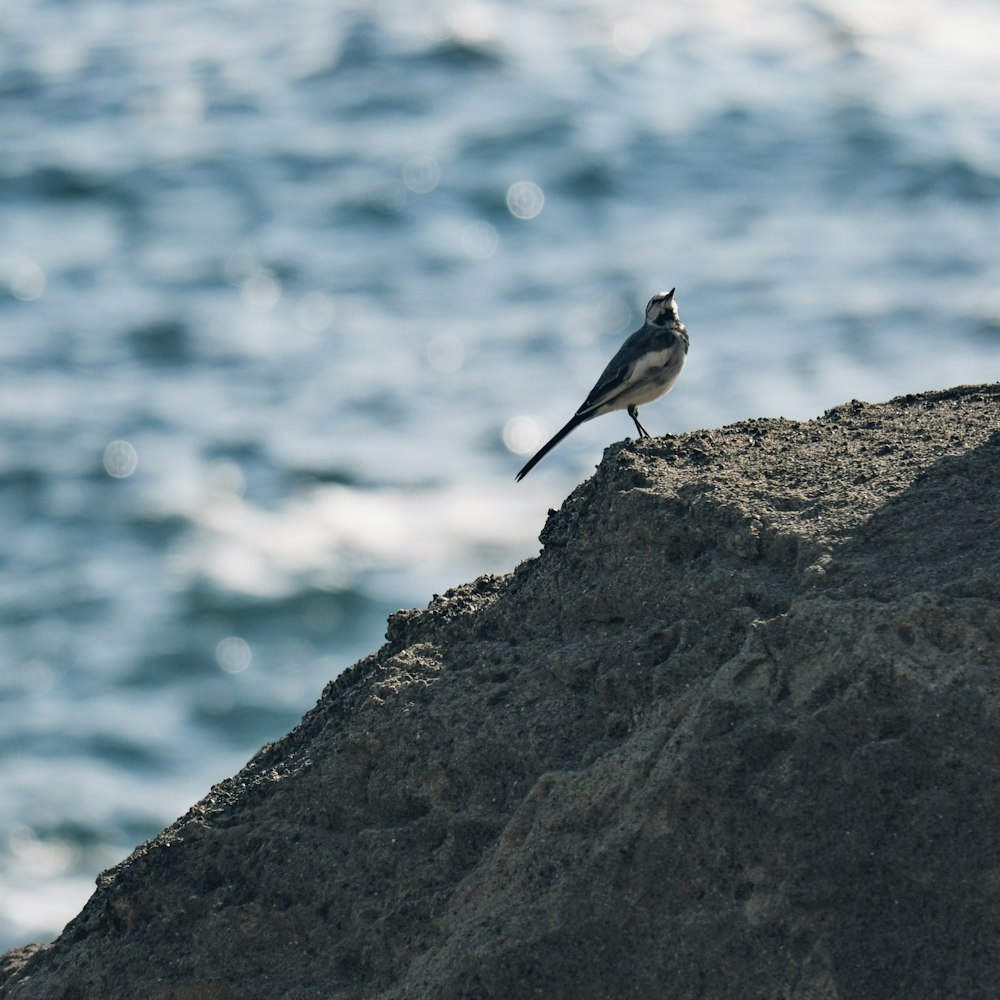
xmin=628 ymin=404 xmax=650 ymax=439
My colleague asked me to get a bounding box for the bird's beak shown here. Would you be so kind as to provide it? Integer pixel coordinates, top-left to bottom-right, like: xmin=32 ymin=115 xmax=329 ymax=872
xmin=666 ymin=288 xmax=675 ymax=301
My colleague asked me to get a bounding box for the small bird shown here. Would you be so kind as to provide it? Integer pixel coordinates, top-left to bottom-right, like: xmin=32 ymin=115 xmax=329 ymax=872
xmin=515 ymin=289 xmax=689 ymax=481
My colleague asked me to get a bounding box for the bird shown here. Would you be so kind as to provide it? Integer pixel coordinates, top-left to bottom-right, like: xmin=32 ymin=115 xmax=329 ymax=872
xmin=515 ymin=289 xmax=689 ymax=481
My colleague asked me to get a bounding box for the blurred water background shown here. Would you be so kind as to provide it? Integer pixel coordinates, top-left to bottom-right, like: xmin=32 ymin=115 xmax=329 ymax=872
xmin=1 ymin=0 xmax=999 ymax=951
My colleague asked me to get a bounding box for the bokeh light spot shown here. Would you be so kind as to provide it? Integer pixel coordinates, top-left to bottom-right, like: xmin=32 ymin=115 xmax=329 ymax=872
xmin=506 ymin=181 xmax=544 ymax=220
xmin=449 ymin=3 xmax=497 ymax=44
xmin=241 ymin=268 xmax=282 ymax=311
xmin=419 ymin=15 xmax=452 ymax=43
xmin=462 ymin=220 xmax=499 ymax=259
xmin=427 ymin=334 xmax=465 ymax=373
xmin=402 ymin=155 xmax=441 ymax=194
xmin=503 ymin=416 xmax=541 ymax=455
xmin=103 ymin=440 xmax=138 ymax=478
xmin=10 ymin=261 xmax=45 ymax=301
xmin=209 ymin=460 xmax=246 ymax=497
xmin=161 ymin=84 xmax=205 ymax=124
xmin=216 ymin=636 xmax=252 ymax=674
xmin=613 ymin=19 xmax=652 ymax=58
xmin=296 ymin=290 xmax=336 ymax=332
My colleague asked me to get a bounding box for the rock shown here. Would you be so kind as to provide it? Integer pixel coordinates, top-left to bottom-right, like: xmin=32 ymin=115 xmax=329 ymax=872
xmin=3 ymin=384 xmax=1000 ymax=1000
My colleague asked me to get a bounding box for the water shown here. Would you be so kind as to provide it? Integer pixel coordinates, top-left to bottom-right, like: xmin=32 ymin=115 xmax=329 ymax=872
xmin=2 ymin=0 xmax=999 ymax=951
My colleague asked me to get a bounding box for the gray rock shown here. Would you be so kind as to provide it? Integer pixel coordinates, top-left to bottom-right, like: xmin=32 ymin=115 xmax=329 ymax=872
xmin=4 ymin=384 xmax=1000 ymax=1000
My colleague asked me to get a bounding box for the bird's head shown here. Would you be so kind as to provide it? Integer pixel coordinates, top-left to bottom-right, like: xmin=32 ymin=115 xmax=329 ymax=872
xmin=644 ymin=288 xmax=678 ymax=327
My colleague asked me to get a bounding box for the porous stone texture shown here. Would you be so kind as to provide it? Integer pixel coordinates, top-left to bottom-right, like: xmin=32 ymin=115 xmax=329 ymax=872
xmin=4 ymin=384 xmax=1000 ymax=1000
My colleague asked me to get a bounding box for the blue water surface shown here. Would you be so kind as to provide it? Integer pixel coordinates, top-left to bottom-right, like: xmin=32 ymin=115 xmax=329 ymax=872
xmin=1 ymin=0 xmax=999 ymax=949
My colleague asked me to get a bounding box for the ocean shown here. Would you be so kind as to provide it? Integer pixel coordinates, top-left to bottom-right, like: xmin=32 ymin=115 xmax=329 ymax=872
xmin=2 ymin=0 xmax=999 ymax=950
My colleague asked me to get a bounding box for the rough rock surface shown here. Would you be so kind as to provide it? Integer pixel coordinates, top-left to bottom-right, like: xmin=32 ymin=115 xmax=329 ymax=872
xmin=4 ymin=384 xmax=1000 ymax=1000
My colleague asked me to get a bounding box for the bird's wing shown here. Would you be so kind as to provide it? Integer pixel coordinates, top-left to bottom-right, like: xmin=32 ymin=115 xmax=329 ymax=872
xmin=576 ymin=329 xmax=679 ymax=416
xmin=577 ymin=358 xmax=636 ymax=415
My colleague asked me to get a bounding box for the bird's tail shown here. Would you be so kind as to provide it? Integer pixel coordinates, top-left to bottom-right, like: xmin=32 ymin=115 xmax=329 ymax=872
xmin=515 ymin=413 xmax=587 ymax=481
